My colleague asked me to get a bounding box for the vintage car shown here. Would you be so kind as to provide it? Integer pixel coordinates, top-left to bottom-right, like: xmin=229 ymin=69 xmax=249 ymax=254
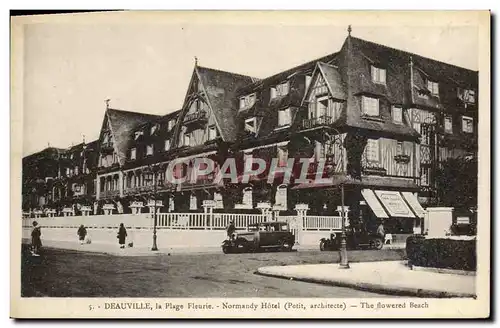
xmin=319 ymin=230 xmax=384 ymax=251
xmin=222 ymin=221 xmax=295 ymax=254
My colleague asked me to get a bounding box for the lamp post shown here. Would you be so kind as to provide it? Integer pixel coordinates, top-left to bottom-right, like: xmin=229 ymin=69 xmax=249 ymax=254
xmin=146 ymin=165 xmax=158 ymax=251
xmin=327 ymin=127 xmax=349 ymax=269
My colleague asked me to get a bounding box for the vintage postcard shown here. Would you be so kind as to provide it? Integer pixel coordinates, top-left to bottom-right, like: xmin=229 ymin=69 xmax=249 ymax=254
xmin=10 ymin=10 xmax=490 ymax=319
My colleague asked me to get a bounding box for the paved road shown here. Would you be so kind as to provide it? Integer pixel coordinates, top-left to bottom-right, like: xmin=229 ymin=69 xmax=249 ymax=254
xmin=21 ymin=245 xmax=406 ymax=298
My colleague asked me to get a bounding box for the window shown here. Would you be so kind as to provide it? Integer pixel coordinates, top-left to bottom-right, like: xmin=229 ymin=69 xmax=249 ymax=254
xmin=305 ymin=75 xmax=312 ymax=90
xmin=103 ymin=133 xmax=109 ymax=144
xmin=396 ymin=142 xmax=403 ymax=155
xmin=316 ymin=140 xmax=336 ymax=161
xmin=275 ymin=184 xmax=288 ymax=210
xmin=277 ymin=146 xmax=288 ymax=167
xmin=444 ymin=115 xmax=453 ymax=133
xmin=271 ymin=81 xmax=289 ymax=99
xmin=427 ymin=80 xmax=439 ymax=96
xmin=208 ymin=125 xmax=218 ymax=140
xmin=278 ymin=108 xmax=292 ymax=127
xmin=420 ymin=167 xmax=430 ymax=186
xmin=371 ymin=66 xmax=386 ymax=84
xmin=74 ymin=166 xmax=79 ymax=175
xmin=150 ymin=125 xmax=158 ymax=135
xmin=239 ymin=93 xmax=256 ymax=109
xmin=214 ymin=192 xmax=224 ymax=209
xmin=66 ymin=168 xmax=70 ymax=176
xmin=362 ymin=96 xmax=379 ymax=116
xmin=462 ymin=116 xmax=473 ymax=133
xmin=130 ymin=148 xmax=136 ymax=160
xmin=184 ymin=133 xmax=191 ymax=146
xmin=190 ymin=194 xmax=198 ymax=210
xmin=164 ymin=139 xmax=171 ymax=151
xmin=365 ymin=139 xmax=380 ymax=162
xmin=168 ymin=119 xmax=176 ymax=131
xmin=113 ymin=153 xmax=118 ymax=164
xmin=458 ymin=89 xmax=476 ymax=104
xmin=146 ymin=144 xmax=154 ymax=156
xmin=242 ymin=187 xmax=253 ymax=207
xmin=244 ymin=117 xmax=257 ymax=134
xmin=392 ymin=106 xmax=403 ymax=124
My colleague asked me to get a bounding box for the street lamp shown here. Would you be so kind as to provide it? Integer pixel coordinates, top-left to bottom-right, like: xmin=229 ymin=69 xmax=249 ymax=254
xmin=145 ymin=165 xmax=158 ymax=251
xmin=326 ymin=127 xmax=349 ymax=269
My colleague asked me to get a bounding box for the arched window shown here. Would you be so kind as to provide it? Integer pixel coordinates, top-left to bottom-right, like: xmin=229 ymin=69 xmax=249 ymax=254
xmin=275 ymin=184 xmax=288 ymax=210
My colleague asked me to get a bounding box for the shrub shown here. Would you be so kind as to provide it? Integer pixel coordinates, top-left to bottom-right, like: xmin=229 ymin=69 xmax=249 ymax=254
xmin=406 ymin=236 xmax=476 ymax=271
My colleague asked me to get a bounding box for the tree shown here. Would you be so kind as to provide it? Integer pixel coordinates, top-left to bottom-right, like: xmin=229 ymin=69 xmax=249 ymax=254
xmin=434 ymin=156 xmax=478 ymax=209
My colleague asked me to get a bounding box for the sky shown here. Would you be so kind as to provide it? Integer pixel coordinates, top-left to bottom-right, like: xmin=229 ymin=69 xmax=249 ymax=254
xmin=19 ymin=12 xmax=480 ymax=157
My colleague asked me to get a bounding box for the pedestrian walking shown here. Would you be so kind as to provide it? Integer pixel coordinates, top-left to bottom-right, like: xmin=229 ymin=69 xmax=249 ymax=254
xmin=31 ymin=221 xmax=42 ymax=256
xmin=117 ymin=223 xmax=127 ymax=249
xmin=77 ymin=225 xmax=87 ymax=245
xmin=226 ymin=220 xmax=236 ymax=240
xmin=377 ymin=220 xmax=386 ymax=239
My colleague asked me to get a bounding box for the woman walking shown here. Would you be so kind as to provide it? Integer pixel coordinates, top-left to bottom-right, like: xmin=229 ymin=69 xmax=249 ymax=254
xmin=117 ymin=223 xmax=127 ymax=249
xmin=31 ymin=221 xmax=42 ymax=256
xmin=77 ymin=225 xmax=87 ymax=245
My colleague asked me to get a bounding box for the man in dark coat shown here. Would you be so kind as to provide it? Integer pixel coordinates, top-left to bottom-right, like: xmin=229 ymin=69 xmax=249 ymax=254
xmin=77 ymin=225 xmax=87 ymax=245
xmin=117 ymin=223 xmax=127 ymax=249
xmin=226 ymin=220 xmax=236 ymax=239
xmin=31 ymin=221 xmax=42 ymax=256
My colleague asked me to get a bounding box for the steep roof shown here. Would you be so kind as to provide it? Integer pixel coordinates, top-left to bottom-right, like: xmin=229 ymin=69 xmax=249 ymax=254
xmin=196 ymin=66 xmax=259 ymax=142
xmin=105 ymin=108 xmax=162 ymax=165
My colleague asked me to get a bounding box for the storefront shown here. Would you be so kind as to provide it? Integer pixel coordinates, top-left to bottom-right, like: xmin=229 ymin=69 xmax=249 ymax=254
xmin=361 ymin=189 xmax=425 ymax=234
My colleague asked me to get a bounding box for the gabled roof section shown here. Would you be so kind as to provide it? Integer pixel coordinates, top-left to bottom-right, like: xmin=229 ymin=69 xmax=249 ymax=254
xmin=105 ymin=108 xmax=162 ymax=165
xmin=302 ymin=61 xmax=346 ymax=105
xmin=196 ymin=66 xmax=259 ymax=142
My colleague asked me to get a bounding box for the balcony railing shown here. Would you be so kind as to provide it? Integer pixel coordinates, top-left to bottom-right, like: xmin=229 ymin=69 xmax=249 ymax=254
xmin=100 ymin=142 xmax=114 ymax=152
xmin=183 ymin=110 xmax=208 ymax=125
xmin=100 ymin=189 xmax=120 ymax=199
xmin=300 ymin=116 xmax=335 ymax=130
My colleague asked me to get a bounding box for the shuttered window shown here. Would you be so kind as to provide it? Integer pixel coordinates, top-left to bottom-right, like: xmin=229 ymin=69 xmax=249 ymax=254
xmin=365 ymin=139 xmax=380 ymax=162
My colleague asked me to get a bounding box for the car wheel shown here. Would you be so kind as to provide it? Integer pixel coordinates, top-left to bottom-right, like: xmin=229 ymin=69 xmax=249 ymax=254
xmin=222 ymin=246 xmax=230 ymax=254
xmin=320 ymin=240 xmax=326 ymax=251
xmin=279 ymin=240 xmax=292 ymax=252
xmin=374 ymin=238 xmax=383 ymax=250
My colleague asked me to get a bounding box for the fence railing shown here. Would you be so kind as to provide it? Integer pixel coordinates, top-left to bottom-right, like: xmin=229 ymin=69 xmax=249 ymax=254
xmin=22 ymin=212 xmax=344 ymax=231
xmin=303 ymin=215 xmax=342 ymax=230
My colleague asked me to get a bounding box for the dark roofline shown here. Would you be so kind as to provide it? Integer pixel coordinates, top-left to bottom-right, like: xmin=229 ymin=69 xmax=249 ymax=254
xmin=196 ymin=65 xmax=261 ymax=83
xmin=238 ymin=51 xmax=340 ymax=92
xmin=107 ymin=107 xmax=163 ymax=120
xmin=351 ymin=36 xmax=478 ymax=73
xmin=23 ymin=147 xmax=66 ymax=160
xmin=132 ymin=109 xmax=182 ymax=131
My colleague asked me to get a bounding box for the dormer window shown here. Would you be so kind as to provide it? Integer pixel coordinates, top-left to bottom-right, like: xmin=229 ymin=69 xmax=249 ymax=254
xmin=134 ymin=131 xmax=144 ymax=140
xmin=462 ymin=116 xmax=473 ymax=133
xmin=427 ymin=80 xmax=439 ymax=96
xmin=392 ymin=106 xmax=403 ymax=124
xmin=271 ymin=81 xmax=289 ymax=99
xmin=244 ymin=117 xmax=257 ymax=134
xmin=362 ymin=96 xmax=379 ymax=117
xmin=146 ymin=144 xmax=154 ymax=156
xmin=239 ymin=93 xmax=256 ymax=110
xmin=458 ymin=88 xmax=476 ymax=104
xmin=208 ymin=125 xmax=218 ymax=140
xmin=168 ymin=119 xmax=176 ymax=131
xmin=130 ymin=148 xmax=136 ymax=160
xmin=371 ymin=66 xmax=386 ymax=84
xmin=278 ymin=108 xmax=292 ymax=127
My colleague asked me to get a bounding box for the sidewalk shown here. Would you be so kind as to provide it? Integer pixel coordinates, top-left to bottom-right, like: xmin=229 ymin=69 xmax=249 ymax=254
xmin=256 ymin=261 xmax=476 ymax=298
xmin=22 ymin=239 xmax=221 ymax=256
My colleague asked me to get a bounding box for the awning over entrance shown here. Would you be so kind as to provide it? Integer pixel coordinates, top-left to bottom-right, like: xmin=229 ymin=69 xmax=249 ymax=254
xmin=361 ymin=189 xmax=389 ymax=219
xmin=374 ymin=190 xmax=416 ymax=218
xmin=401 ymin=191 xmax=426 ymax=218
